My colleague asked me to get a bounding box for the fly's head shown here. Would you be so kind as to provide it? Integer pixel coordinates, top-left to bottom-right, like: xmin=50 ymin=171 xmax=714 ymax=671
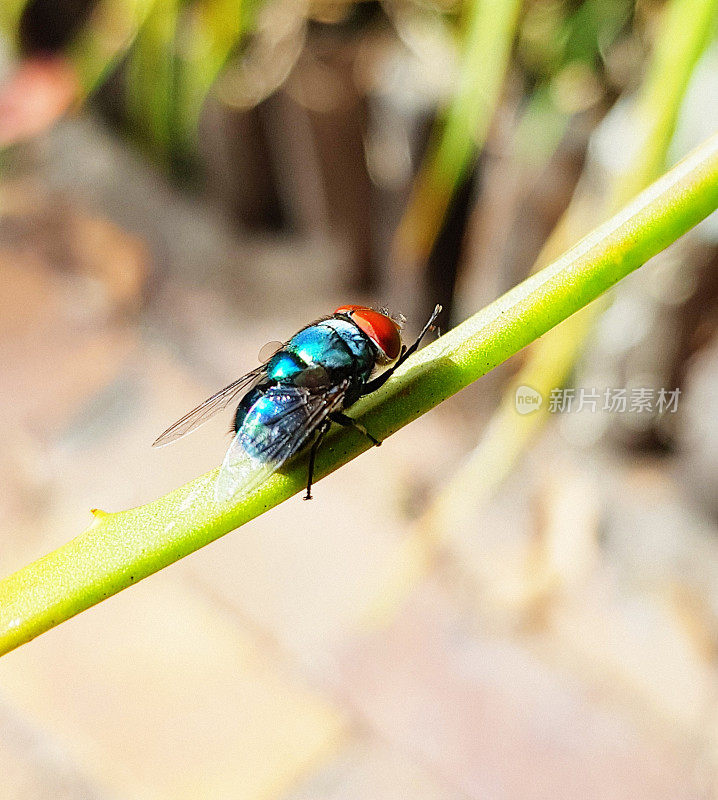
xmin=333 ymin=305 xmax=402 ymax=368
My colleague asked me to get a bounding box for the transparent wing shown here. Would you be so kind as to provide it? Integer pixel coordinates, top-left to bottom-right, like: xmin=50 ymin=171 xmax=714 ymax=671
xmin=152 ymin=365 xmax=266 ymax=447
xmin=258 ymin=340 xmax=284 ymax=363
xmin=214 ymin=381 xmax=349 ymax=502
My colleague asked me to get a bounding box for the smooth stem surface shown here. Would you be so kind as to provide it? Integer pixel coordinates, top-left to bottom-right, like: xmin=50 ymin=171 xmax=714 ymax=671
xmin=1 ymin=132 xmax=718 ymax=656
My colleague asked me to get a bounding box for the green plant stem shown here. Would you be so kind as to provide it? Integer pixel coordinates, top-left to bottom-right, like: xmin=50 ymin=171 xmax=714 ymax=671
xmin=174 ymin=0 xmax=259 ymax=154
xmin=0 ymin=0 xmax=30 ymax=48
xmin=124 ymin=0 xmax=180 ymax=165
xmin=394 ymin=0 xmax=522 ymax=263
xmin=65 ymin=0 xmax=161 ymax=96
xmin=1 ymin=132 xmax=718 ymax=656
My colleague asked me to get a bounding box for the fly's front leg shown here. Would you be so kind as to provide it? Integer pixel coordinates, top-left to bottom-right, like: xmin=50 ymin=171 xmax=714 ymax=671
xmin=330 ymin=411 xmax=381 ymax=447
xmin=397 ymin=303 xmax=442 ymax=366
xmin=361 ymin=303 xmax=442 ymax=395
xmin=304 ymin=420 xmax=331 ymax=501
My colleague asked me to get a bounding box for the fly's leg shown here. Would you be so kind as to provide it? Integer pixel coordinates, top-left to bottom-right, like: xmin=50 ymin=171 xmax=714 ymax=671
xmin=398 ymin=303 xmax=443 ymax=365
xmin=304 ymin=420 xmax=331 ymax=501
xmin=330 ymin=411 xmax=381 ymax=447
xmin=361 ymin=304 xmax=442 ymax=395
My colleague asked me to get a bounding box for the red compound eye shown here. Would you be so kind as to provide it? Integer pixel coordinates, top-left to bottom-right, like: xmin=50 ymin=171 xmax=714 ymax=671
xmin=334 ymin=305 xmax=402 ymax=360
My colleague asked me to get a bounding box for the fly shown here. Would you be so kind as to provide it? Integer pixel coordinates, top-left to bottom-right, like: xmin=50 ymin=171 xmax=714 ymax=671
xmin=153 ymin=304 xmax=442 ymax=501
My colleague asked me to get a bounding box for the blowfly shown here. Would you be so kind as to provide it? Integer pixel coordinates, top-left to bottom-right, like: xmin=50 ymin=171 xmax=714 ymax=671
xmin=153 ymin=304 xmax=442 ymax=501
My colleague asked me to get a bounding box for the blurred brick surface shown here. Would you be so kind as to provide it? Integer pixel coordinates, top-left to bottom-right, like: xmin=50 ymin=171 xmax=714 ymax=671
xmin=0 ymin=570 xmax=344 ymax=800
xmin=0 ymin=256 xmax=140 ymax=436
xmin=0 ymin=698 xmax=108 ymax=800
xmin=286 ymin=736 xmax=460 ymax=800
xmin=331 ymin=581 xmax=706 ymax=800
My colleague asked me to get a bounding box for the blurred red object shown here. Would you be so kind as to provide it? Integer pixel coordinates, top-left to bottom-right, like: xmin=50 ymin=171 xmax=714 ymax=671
xmin=0 ymin=56 xmax=79 ymax=147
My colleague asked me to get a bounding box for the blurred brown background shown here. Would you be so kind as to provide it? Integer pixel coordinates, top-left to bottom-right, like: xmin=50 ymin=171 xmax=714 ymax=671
xmin=1 ymin=0 xmax=718 ymax=798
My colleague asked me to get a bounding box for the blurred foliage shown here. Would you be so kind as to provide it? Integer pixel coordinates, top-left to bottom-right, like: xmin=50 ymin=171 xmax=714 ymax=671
xmin=423 ymin=0 xmax=718 ymax=545
xmin=0 ymin=0 xmax=664 ymax=184
xmin=518 ymin=0 xmax=633 ymax=90
xmin=514 ymin=0 xmax=634 ymax=165
xmin=393 ymin=0 xmax=521 ymax=264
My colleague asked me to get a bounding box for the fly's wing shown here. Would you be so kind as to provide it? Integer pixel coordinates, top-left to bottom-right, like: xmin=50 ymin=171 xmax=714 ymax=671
xmin=258 ymin=340 xmax=284 ymax=363
xmin=152 ymin=365 xmax=266 ymax=447
xmin=214 ymin=381 xmax=348 ymax=502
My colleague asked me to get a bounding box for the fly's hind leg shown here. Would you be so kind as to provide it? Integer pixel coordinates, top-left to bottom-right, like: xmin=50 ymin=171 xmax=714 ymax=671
xmin=330 ymin=411 xmax=381 ymax=447
xmin=304 ymin=419 xmax=331 ymax=501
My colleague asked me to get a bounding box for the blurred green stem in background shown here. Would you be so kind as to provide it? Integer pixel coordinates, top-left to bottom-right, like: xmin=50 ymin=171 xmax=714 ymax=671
xmin=66 ymin=0 xmax=162 ymax=95
xmin=0 ymin=0 xmax=261 ymax=167
xmin=512 ymin=0 xmax=632 ymax=170
xmin=87 ymin=0 xmax=259 ymax=167
xmin=1 ymin=132 xmax=718 ymax=656
xmin=125 ymin=0 xmax=181 ymax=165
xmin=174 ymin=0 xmax=260 ymax=157
xmin=0 ymin=0 xmax=28 ymax=47
xmin=394 ymin=0 xmax=522 ymax=264
xmin=419 ymin=0 xmax=718 ymax=545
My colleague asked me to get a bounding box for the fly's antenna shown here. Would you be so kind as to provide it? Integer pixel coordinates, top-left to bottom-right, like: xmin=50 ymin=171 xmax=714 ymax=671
xmin=378 ymin=305 xmax=406 ymax=328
